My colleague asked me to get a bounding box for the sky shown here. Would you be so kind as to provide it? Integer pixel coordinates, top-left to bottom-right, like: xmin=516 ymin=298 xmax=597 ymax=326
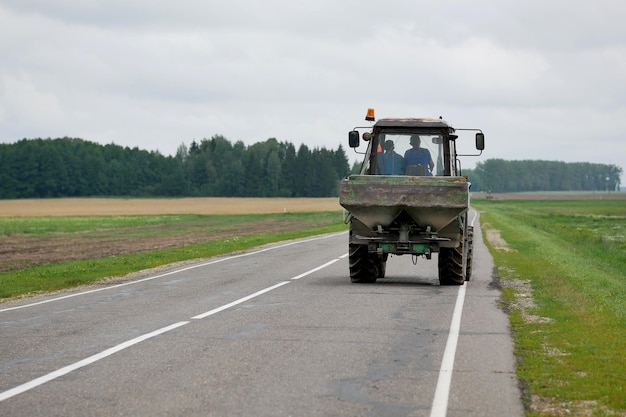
xmin=1 ymin=0 xmax=625 ymax=174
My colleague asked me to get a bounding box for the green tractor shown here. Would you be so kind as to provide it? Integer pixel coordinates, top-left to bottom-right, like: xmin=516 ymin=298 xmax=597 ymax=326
xmin=339 ymin=109 xmax=484 ymax=285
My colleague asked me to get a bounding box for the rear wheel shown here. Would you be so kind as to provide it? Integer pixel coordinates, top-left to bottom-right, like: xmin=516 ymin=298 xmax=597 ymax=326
xmin=349 ymin=244 xmax=378 ymax=283
xmin=465 ymin=226 xmax=474 ymax=281
xmin=438 ymin=245 xmax=465 ymax=285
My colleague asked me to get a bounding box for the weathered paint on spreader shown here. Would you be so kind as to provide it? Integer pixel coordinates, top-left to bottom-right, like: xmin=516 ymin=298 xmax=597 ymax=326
xmin=339 ymin=175 xmax=469 ymax=231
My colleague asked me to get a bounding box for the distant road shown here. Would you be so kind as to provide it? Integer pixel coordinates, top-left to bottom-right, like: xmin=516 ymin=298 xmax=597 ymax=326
xmin=0 ymin=213 xmax=523 ymax=416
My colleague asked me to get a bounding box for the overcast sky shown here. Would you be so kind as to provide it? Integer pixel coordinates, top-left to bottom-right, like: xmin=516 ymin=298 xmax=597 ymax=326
xmin=1 ymin=1 xmax=625 ymax=173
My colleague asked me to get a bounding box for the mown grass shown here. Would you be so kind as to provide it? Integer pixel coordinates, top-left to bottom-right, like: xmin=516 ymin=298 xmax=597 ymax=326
xmin=0 ymin=211 xmax=347 ymax=300
xmin=473 ymin=199 xmax=626 ymax=416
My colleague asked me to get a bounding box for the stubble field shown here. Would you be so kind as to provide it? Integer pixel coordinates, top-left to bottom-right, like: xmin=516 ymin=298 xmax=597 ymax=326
xmin=0 ymin=197 xmax=341 ymax=217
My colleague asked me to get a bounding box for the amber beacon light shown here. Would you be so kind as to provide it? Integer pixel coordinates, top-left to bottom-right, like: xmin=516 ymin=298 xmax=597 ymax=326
xmin=365 ymin=108 xmax=375 ymax=121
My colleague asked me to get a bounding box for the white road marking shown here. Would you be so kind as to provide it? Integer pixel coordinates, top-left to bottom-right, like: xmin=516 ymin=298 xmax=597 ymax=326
xmin=470 ymin=208 xmax=478 ymax=227
xmin=290 ymin=259 xmax=339 ymax=280
xmin=1 ymin=214 xmax=481 ymax=408
xmin=429 ymin=284 xmax=467 ymax=417
xmin=429 ymin=208 xmax=477 ymax=416
xmin=191 ymin=281 xmax=291 ymax=319
xmin=192 ymin=257 xmax=343 ymax=319
xmin=0 ymin=232 xmax=345 ymax=313
xmin=0 ymin=321 xmax=190 ymax=402
xmin=0 ymin=252 xmax=344 ymax=402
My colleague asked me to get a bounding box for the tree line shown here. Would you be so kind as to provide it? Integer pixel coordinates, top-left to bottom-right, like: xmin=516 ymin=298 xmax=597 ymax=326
xmin=464 ymin=159 xmax=623 ymax=193
xmin=0 ymin=136 xmax=350 ymax=199
xmin=2 ymin=138 xmax=622 ymax=198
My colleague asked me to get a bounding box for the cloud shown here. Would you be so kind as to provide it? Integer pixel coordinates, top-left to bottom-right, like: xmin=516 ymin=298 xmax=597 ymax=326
xmin=1 ymin=1 xmax=625 ymax=175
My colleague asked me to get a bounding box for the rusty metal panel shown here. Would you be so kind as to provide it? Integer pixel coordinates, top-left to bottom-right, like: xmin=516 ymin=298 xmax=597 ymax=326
xmin=339 ymin=175 xmax=468 ymax=231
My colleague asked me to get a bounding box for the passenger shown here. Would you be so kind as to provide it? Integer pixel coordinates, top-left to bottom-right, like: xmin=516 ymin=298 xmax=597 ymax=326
xmin=383 ymin=140 xmax=405 ymax=175
xmin=404 ymin=135 xmax=434 ymax=176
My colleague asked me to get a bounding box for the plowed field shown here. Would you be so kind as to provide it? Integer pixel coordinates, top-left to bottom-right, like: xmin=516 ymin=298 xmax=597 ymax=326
xmin=0 ymin=198 xmax=343 ymax=272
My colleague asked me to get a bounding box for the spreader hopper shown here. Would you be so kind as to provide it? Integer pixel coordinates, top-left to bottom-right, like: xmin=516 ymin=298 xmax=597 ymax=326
xmin=339 ymin=175 xmax=469 ymax=232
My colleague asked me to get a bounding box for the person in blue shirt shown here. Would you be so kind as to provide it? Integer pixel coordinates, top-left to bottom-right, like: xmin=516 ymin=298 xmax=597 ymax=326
xmin=404 ymin=135 xmax=434 ymax=176
xmin=383 ymin=140 xmax=405 ymax=175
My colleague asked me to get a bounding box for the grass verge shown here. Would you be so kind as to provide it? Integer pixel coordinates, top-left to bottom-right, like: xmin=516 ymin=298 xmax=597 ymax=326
xmin=473 ymin=199 xmax=625 ymax=417
xmin=0 ymin=212 xmax=347 ymax=300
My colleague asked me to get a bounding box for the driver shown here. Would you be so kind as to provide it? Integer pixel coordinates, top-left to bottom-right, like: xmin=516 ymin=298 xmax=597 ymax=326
xmin=404 ymin=135 xmax=434 ymax=175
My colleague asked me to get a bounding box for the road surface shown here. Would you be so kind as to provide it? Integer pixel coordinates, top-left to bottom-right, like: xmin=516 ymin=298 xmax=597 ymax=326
xmin=0 ymin=213 xmax=523 ymax=416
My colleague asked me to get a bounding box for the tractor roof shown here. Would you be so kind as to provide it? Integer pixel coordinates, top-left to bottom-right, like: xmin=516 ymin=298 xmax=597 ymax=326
xmin=374 ymin=117 xmax=453 ymax=129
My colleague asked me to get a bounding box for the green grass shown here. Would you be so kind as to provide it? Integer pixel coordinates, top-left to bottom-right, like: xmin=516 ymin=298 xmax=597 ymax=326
xmin=0 ymin=212 xmax=347 ymax=299
xmin=0 ymin=212 xmax=334 ymax=236
xmin=0 ymin=215 xmax=191 ymax=235
xmin=473 ymin=199 xmax=626 ymax=416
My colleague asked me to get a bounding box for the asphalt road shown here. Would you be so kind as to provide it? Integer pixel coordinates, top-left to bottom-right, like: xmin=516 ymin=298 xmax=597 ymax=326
xmin=0 ymin=213 xmax=524 ymax=417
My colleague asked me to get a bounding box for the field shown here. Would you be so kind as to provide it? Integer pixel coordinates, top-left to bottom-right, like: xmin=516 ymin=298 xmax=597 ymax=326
xmin=473 ymin=198 xmax=626 ymax=416
xmin=0 ymin=197 xmax=341 ymax=217
xmin=0 ymin=198 xmax=345 ymax=299
xmin=472 ymin=191 xmax=626 ymax=201
xmin=3 ymin=194 xmax=626 ymax=416
xmin=0 ymin=197 xmax=341 ymax=271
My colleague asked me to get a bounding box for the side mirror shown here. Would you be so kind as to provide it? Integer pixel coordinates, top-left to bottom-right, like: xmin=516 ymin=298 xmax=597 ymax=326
xmin=348 ymin=130 xmax=360 ymax=148
xmin=475 ymin=132 xmax=485 ymax=150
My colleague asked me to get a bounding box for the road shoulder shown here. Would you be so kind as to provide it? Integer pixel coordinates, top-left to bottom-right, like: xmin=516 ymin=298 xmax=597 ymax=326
xmin=448 ymin=212 xmax=525 ymax=416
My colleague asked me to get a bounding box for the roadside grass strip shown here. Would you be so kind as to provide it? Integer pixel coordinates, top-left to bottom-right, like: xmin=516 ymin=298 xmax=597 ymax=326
xmin=473 ymin=199 xmax=626 ymax=417
xmin=0 ymin=212 xmax=347 ymax=300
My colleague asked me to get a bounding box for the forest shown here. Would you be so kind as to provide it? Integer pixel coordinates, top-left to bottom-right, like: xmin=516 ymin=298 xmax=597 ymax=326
xmin=464 ymin=159 xmax=622 ymax=193
xmin=0 ymin=136 xmax=350 ymax=198
xmin=0 ymin=137 xmax=622 ymax=198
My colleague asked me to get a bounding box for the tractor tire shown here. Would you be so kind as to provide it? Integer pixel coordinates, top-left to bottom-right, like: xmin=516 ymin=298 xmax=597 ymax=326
xmin=438 ymin=246 xmax=465 ymax=285
xmin=465 ymin=226 xmax=474 ymax=281
xmin=349 ymin=244 xmax=378 ymax=283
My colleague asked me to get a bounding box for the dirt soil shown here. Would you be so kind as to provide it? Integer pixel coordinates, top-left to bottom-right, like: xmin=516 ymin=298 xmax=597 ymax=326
xmin=0 ymin=198 xmax=342 ymax=272
xmin=0 ymin=218 xmax=320 ymax=272
xmin=3 ymin=193 xmax=623 ymax=272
